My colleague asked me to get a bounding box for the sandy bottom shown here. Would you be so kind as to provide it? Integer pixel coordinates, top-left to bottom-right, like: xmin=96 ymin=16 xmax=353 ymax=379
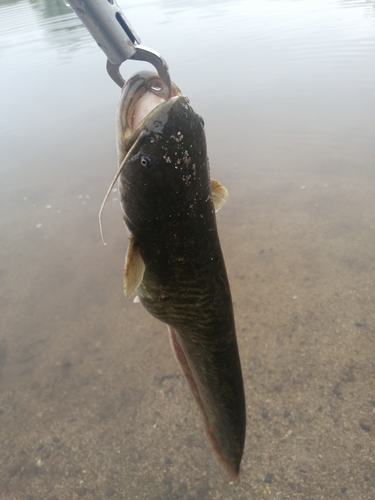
xmin=1 ymin=148 xmax=375 ymax=500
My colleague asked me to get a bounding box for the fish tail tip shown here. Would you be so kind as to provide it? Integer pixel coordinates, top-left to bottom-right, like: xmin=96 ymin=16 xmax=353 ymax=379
xmin=214 ymin=446 xmax=241 ymax=480
xmin=224 ymin=462 xmax=241 ymax=481
xmin=204 ymin=424 xmax=243 ymax=480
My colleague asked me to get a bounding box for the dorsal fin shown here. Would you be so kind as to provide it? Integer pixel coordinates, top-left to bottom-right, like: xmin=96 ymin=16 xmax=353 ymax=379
xmin=211 ymin=178 xmax=228 ymax=212
xmin=124 ymin=237 xmax=145 ymax=297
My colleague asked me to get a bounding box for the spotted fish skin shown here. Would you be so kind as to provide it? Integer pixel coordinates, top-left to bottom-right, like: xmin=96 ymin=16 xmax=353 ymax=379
xmin=117 ymin=77 xmax=246 ymax=477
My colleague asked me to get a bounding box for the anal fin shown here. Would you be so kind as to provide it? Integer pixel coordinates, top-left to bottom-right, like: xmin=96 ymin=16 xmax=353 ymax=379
xmin=167 ymin=325 xmax=239 ymax=480
xmin=168 ymin=325 xmax=204 ymax=413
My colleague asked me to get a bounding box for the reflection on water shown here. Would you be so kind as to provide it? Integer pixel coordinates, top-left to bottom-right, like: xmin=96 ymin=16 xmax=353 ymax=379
xmin=1 ymin=0 xmax=375 ymax=499
xmin=0 ymin=0 xmax=83 ymax=51
xmin=31 ymin=0 xmax=71 ymax=18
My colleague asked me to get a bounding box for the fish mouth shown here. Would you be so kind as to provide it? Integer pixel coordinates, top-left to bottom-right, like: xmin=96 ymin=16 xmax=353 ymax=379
xmin=127 ymin=80 xmax=168 ymax=134
xmin=116 ymin=71 xmax=182 ymax=158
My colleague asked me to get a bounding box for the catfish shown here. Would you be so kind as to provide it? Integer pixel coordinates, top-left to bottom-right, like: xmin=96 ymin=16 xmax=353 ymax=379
xmin=101 ymin=72 xmax=246 ymax=478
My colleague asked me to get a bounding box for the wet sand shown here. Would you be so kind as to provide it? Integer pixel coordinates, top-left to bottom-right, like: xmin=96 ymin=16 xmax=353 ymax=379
xmin=1 ymin=156 xmax=375 ymax=499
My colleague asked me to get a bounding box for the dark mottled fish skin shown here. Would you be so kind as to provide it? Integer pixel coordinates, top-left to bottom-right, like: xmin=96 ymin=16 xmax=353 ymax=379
xmin=117 ymin=80 xmax=246 ymax=477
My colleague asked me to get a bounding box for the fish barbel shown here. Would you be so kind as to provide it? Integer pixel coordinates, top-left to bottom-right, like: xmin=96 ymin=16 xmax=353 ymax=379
xmin=102 ymin=72 xmax=246 ymax=477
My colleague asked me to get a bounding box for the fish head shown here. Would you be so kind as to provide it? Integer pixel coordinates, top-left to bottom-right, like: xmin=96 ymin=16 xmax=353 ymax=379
xmin=117 ymin=73 xmax=210 ymax=239
xmin=116 ymin=71 xmax=182 ymax=155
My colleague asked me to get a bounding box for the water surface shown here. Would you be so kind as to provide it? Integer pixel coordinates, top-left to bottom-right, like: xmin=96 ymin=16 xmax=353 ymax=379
xmin=1 ymin=1 xmax=375 ymax=498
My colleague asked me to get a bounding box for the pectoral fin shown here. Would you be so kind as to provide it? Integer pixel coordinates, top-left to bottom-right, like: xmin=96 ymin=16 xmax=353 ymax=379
xmin=124 ymin=237 xmax=145 ymax=297
xmin=211 ymin=178 xmax=228 ymax=212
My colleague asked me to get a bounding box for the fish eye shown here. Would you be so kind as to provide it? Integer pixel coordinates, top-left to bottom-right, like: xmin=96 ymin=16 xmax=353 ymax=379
xmin=140 ymin=155 xmax=152 ymax=168
xmin=198 ymin=115 xmax=205 ymax=127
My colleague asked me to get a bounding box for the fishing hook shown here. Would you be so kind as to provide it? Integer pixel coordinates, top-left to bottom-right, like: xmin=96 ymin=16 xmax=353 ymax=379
xmin=66 ymin=0 xmax=172 ymax=99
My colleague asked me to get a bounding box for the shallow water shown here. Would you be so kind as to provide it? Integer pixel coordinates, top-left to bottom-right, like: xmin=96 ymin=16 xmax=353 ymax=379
xmin=1 ymin=0 xmax=375 ymax=498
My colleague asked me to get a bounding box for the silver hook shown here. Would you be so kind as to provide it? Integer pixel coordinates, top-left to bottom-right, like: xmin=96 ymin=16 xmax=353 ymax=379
xmin=66 ymin=0 xmax=172 ymax=97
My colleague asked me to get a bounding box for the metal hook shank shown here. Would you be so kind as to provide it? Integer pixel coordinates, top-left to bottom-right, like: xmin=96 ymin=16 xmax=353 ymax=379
xmin=67 ymin=0 xmax=172 ymax=97
xmin=67 ymin=0 xmax=139 ymax=64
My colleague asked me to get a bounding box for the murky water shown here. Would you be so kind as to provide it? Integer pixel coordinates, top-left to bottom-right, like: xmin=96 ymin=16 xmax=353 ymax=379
xmin=1 ymin=0 xmax=375 ymax=498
